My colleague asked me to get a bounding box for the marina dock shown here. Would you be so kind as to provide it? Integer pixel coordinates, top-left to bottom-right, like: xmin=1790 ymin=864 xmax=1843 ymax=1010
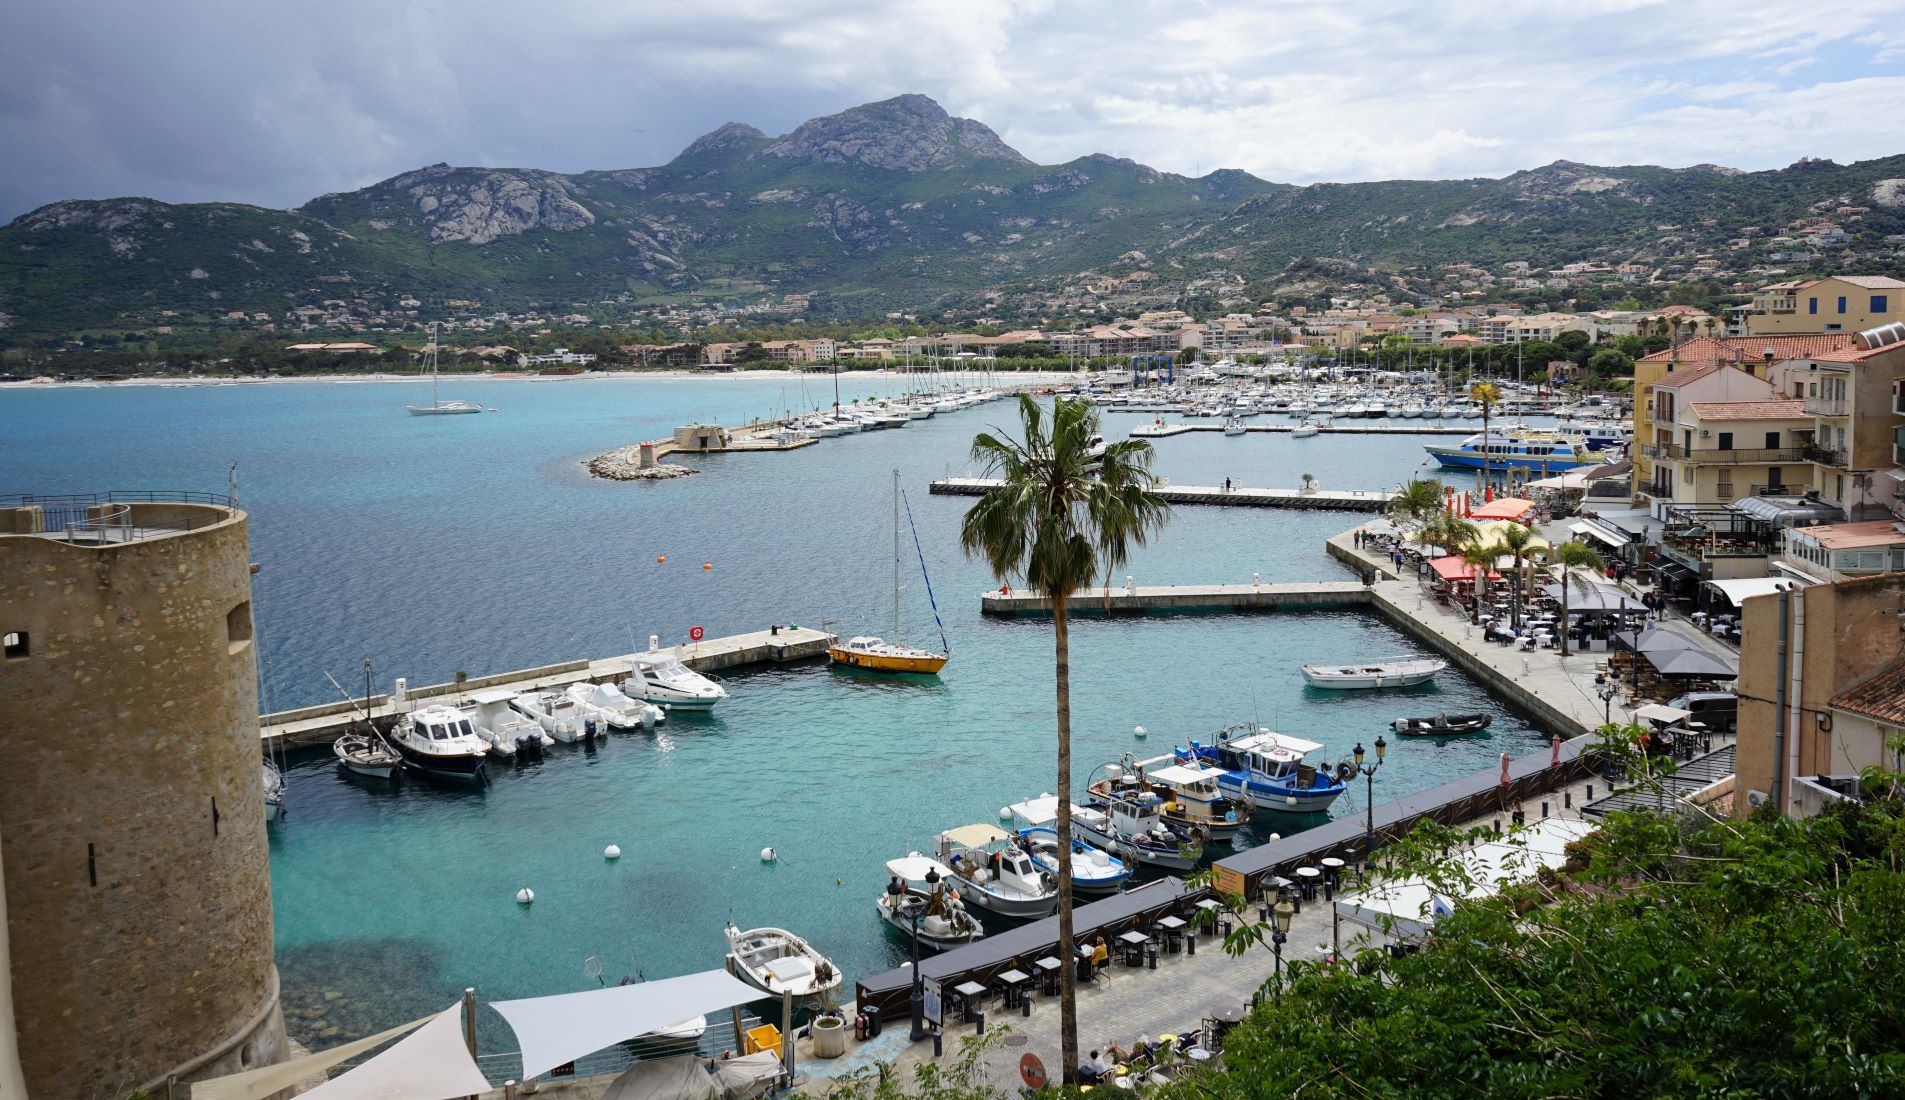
xmin=980 ymin=581 xmax=1371 ymax=616
xmin=1131 ymin=421 xmax=1476 ymax=437
xmin=258 ymin=626 xmax=834 ymax=749
xmin=930 ymin=478 xmax=1394 ymax=511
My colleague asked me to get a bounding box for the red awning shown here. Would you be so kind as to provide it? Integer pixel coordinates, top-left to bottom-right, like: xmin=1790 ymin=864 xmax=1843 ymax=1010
xmin=1429 ymin=556 xmax=1500 ymax=582
xmin=1469 ymin=497 xmax=1535 ymax=521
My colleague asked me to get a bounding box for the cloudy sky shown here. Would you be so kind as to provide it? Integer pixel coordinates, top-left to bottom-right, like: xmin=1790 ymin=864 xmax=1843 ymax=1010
xmin=6 ymin=0 xmax=1905 ymax=220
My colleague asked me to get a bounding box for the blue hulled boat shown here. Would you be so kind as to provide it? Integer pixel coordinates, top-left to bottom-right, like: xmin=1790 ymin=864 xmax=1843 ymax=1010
xmin=1183 ymin=725 xmax=1347 ymax=814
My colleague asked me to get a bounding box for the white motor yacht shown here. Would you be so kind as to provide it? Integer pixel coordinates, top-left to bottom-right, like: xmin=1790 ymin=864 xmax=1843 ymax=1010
xmin=625 ymin=650 xmax=728 ymax=711
xmin=565 ymin=681 xmax=662 ymax=730
xmin=877 ymin=856 xmax=984 ymax=949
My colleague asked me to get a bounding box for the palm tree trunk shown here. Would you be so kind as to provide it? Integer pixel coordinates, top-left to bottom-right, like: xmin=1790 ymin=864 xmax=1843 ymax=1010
xmin=1559 ymin=566 xmax=1571 ymax=657
xmin=1053 ymin=592 xmax=1080 ymax=1085
xmin=1480 ymin=403 xmax=1490 ymax=499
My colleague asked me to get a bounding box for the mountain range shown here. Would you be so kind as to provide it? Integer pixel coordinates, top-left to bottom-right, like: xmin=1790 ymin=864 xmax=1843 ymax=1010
xmin=5 ymin=93 xmax=1905 ymax=335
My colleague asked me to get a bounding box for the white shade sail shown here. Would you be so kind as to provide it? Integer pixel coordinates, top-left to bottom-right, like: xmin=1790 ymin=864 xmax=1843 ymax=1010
xmin=491 ymin=970 xmax=764 ymax=1081
xmin=191 ymin=1013 xmax=438 ymax=1100
xmin=298 ymin=1003 xmax=489 ymax=1100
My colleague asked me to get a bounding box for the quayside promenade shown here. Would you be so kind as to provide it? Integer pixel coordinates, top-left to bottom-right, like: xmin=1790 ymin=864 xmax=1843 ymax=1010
xmin=931 ymin=477 xmax=1394 ymax=511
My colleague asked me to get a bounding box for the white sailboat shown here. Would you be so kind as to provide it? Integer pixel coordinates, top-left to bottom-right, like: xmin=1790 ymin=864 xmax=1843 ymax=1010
xmin=406 ymin=323 xmax=484 ymax=416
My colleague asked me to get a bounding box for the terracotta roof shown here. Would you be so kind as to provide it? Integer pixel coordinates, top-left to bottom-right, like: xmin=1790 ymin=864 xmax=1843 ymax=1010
xmin=1640 ymin=333 xmax=1859 ymax=364
xmin=1791 ymin=520 xmax=1905 ymax=549
xmin=1830 ymin=660 xmax=1905 ymax=725
xmin=1687 ymin=398 xmax=1809 ymax=420
xmin=1803 ymin=342 xmax=1905 ymax=364
xmin=1651 ymin=361 xmax=1727 ymax=387
xmin=1832 ymin=275 xmax=1905 ymax=289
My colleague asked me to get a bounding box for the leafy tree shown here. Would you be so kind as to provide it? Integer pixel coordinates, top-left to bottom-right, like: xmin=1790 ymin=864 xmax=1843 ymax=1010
xmin=1468 ymin=381 xmax=1502 ymax=489
xmin=1386 ymin=477 xmax=1446 ymax=532
xmin=1552 ymin=541 xmax=1606 ymax=656
xmin=1588 ymin=347 xmax=1636 ymax=378
xmin=958 ymin=397 xmax=1169 ymax=1085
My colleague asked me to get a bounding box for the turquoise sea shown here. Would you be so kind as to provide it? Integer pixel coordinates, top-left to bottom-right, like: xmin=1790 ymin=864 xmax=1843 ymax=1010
xmin=2 ymin=375 xmax=1544 ymax=1051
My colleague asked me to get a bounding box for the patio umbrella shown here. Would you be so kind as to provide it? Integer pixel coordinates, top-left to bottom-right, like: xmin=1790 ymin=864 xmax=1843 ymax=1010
xmin=1649 ymin=648 xmax=1739 ymax=678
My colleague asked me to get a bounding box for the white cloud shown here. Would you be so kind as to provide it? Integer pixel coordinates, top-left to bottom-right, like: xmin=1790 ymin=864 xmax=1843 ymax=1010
xmin=3 ymin=0 xmax=1905 ymax=219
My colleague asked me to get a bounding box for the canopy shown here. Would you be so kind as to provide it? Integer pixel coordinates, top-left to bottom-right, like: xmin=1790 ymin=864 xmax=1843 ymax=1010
xmin=885 ymin=855 xmax=957 ymax=882
xmin=1429 ymin=555 xmax=1496 ymax=582
xmin=1007 ymin=796 xmax=1059 ymax=825
xmin=1222 ymin=730 xmax=1323 ymax=755
xmin=491 ymin=970 xmax=765 ymax=1080
xmin=469 ymin=688 xmax=519 ymax=704
xmin=192 ymin=1013 xmax=439 ymax=1100
xmin=1618 ymin=625 xmax=1740 ymax=678
xmin=296 ymin=1004 xmax=489 ymax=1100
xmin=1469 ymin=497 xmax=1535 ymax=521
xmin=1148 ymin=763 xmax=1220 ymax=786
xmin=1530 ymin=470 xmax=1593 ymax=491
xmin=1473 ymin=520 xmax=1549 ymax=556
xmin=1567 ymin=521 xmax=1629 ymax=550
xmin=1541 ymin=580 xmax=1646 ymax=614
xmin=1634 ymin=703 xmax=1693 ymax=725
xmin=940 ymin=823 xmax=1010 ymax=848
xmin=1703 ymin=577 xmax=1799 ymax=606
xmin=1334 ymin=819 xmax=1595 ymax=947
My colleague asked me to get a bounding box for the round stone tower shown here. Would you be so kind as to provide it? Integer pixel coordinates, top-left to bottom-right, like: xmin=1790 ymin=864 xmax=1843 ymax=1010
xmin=0 ymin=495 xmax=286 ymax=1098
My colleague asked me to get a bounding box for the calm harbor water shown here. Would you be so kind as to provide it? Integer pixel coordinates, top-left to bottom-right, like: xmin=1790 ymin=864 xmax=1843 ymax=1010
xmin=3 ymin=375 xmax=1541 ymax=1049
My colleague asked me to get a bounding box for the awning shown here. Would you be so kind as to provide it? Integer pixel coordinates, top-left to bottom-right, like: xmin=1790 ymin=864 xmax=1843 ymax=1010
xmin=1007 ymin=795 xmax=1059 ymax=825
xmin=941 ymin=823 xmax=1010 ymax=848
xmin=1567 ymin=521 xmax=1628 ymax=550
xmin=1656 ymin=562 xmax=1699 ymax=586
xmin=1702 ymin=577 xmax=1799 ymax=606
xmin=491 ymin=970 xmax=766 ymax=1081
xmin=1616 ymin=624 xmax=1740 ymax=678
xmin=1541 ymin=580 xmax=1646 ymax=614
xmin=192 ymin=1013 xmax=440 ymax=1100
xmin=1634 ymin=703 xmax=1693 ymax=725
xmin=1428 ymin=555 xmax=1498 ymax=582
xmin=297 ymin=1003 xmax=489 ymax=1100
xmin=1470 ymin=497 xmax=1535 ymax=521
xmin=886 ymin=855 xmax=957 ymax=881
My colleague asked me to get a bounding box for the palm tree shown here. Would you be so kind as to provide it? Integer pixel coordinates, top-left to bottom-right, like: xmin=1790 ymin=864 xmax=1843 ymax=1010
xmin=959 ymin=395 xmax=1169 ymax=1084
xmin=1387 ymin=477 xmax=1446 ymax=532
xmin=1489 ymin=522 xmax=1543 ymax=629
xmin=1469 ymin=380 xmax=1502 ymax=495
xmin=1459 ymin=536 xmax=1500 ymax=624
xmin=1418 ymin=512 xmax=1479 ymax=558
xmin=1553 ymin=542 xmax=1606 ymax=656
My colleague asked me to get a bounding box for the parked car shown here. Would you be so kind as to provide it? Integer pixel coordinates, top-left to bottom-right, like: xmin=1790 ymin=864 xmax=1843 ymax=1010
xmin=1668 ymin=690 xmax=1737 ymax=733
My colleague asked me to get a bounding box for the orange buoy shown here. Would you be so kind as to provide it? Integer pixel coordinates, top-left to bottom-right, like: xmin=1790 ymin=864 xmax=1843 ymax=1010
xmin=656 ymin=555 xmax=666 ymax=563
xmin=702 ymin=563 xmax=713 ymax=570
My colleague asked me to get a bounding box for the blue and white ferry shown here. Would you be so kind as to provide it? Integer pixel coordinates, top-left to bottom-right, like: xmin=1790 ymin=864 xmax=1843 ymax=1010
xmin=1183 ymin=725 xmax=1347 ymax=814
xmin=1423 ymin=429 xmax=1599 ymax=472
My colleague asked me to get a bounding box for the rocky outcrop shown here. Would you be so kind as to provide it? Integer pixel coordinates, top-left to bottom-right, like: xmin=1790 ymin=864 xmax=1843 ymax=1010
xmin=678 ymin=122 xmax=769 ymax=160
xmin=586 ymin=444 xmax=697 ymax=481
xmin=763 ymin=94 xmax=1030 ymax=171
xmin=397 ymin=171 xmax=596 ymax=244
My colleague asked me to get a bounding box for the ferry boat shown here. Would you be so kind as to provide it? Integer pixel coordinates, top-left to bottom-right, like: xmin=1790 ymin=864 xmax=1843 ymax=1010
xmin=1185 ymin=726 xmax=1347 ymax=813
xmin=1423 ymin=429 xmax=1598 ymax=472
xmin=933 ymin=824 xmax=1059 ymax=919
xmin=390 ymin=703 xmax=489 ymax=781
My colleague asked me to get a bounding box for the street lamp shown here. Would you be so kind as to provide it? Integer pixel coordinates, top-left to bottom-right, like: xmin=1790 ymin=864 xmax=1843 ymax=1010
xmin=1352 ymin=735 xmax=1389 ymax=863
xmin=890 ymin=871 xmax=934 ymax=1042
xmin=1270 ymin=896 xmax=1295 ymax=1001
xmin=1595 ymin=673 xmax=1618 ymax=725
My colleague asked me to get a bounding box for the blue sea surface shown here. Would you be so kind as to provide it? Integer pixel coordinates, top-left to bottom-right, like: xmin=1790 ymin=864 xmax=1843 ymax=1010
xmin=2 ymin=376 xmax=1538 ymax=1047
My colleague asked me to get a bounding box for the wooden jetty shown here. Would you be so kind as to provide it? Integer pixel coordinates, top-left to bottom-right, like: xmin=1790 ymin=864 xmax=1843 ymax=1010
xmin=980 ymin=581 xmax=1372 ymax=616
xmin=259 ymin=626 xmax=834 ymax=749
xmin=930 ymin=477 xmax=1394 ymax=511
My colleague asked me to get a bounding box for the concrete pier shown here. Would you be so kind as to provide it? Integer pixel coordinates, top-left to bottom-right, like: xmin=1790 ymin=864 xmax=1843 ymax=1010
xmin=1130 ymin=421 xmax=1476 ymax=437
xmin=980 ymin=581 xmax=1370 ymax=616
xmin=931 ymin=478 xmax=1394 ymax=511
xmin=258 ymin=626 xmax=834 ymax=748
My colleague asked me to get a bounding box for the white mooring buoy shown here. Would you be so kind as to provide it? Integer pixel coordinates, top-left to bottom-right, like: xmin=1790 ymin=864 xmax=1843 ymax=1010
xmin=604 ymin=845 xmax=622 ymax=861
xmin=516 ymin=887 xmax=535 ymax=905
xmin=998 ymin=806 xmax=1013 ymax=822
xmin=1134 ymin=725 xmax=1148 ymax=739
xmin=760 ymin=847 xmax=777 ymax=863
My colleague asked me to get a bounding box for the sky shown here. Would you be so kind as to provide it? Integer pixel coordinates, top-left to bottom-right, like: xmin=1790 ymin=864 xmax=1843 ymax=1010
xmin=6 ymin=0 xmax=1905 ymax=221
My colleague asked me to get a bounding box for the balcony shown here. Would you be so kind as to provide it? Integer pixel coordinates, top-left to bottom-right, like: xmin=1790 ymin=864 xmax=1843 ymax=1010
xmin=1802 ymin=443 xmax=1848 ymax=467
xmin=1804 ymin=395 xmax=1849 ymax=417
xmin=1641 ymin=443 xmax=1804 ymax=464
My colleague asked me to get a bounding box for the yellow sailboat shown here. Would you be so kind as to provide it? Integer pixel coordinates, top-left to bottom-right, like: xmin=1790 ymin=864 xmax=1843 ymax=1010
xmin=829 ymin=470 xmax=951 ymax=674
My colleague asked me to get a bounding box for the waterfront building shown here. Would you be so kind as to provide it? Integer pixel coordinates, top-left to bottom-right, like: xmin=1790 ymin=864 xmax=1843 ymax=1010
xmin=1776 ymin=520 xmax=1905 ymax=584
xmin=1771 ymin=333 xmax=1905 ymax=521
xmin=0 ymin=494 xmax=287 ymax=1097
xmin=1639 ymin=397 xmax=1814 ymax=505
xmin=1734 ymin=573 xmax=1905 ymax=818
xmin=1742 ymin=275 xmax=1905 ymax=335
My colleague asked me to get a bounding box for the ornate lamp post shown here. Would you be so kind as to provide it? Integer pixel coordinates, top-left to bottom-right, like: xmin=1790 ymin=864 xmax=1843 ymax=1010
xmin=1270 ymin=896 xmax=1295 ymax=1000
xmin=890 ymin=869 xmax=936 ymax=1042
xmin=1596 ymin=673 xmax=1618 ymax=725
xmin=1352 ymin=735 xmax=1389 ymax=863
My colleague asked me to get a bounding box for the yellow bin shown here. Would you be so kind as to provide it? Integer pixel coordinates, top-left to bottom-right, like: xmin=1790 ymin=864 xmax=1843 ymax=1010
xmin=745 ymin=1023 xmax=783 ymax=1057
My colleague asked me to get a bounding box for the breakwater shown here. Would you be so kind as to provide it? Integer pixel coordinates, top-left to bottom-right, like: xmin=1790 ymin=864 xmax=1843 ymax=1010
xmin=930 ymin=478 xmax=1394 ymax=511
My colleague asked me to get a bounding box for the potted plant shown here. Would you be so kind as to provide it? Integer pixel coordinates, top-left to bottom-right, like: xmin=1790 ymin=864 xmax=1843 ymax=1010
xmin=810 ymin=986 xmax=848 ymax=1058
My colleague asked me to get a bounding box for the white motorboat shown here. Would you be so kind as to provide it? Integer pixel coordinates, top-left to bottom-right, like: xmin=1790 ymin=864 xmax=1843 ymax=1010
xmin=723 ymin=922 xmax=842 ymax=998
xmin=1291 ymin=421 xmax=1321 ymax=438
xmin=565 ymin=681 xmax=662 ymax=730
xmin=1185 ymin=727 xmax=1348 ymax=813
xmin=1097 ymin=757 xmax=1252 ymax=842
xmin=1007 ymin=795 xmax=1132 ymax=894
xmin=1300 ymin=655 xmax=1446 ymax=690
xmin=510 ymin=690 xmax=597 ymax=743
xmin=459 ymin=689 xmax=551 ymax=759
xmin=1071 ymin=792 xmax=1205 ymax=871
xmin=877 ymin=856 xmax=984 ymax=949
xmin=333 ymin=729 xmax=401 ymax=778
xmin=625 ymin=649 xmax=728 ymax=711
xmin=390 ymin=704 xmax=489 ymax=781
xmin=933 ymin=824 xmax=1059 ymax=919
xmin=262 ymin=762 xmax=285 ymax=821
xmin=1222 ymin=417 xmax=1247 ymax=436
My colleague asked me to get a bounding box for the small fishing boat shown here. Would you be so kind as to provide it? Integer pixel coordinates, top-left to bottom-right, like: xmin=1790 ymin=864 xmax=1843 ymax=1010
xmin=262 ymin=762 xmax=286 ymax=821
xmin=1186 ymin=726 xmax=1347 ymax=813
xmin=830 ymin=470 xmax=951 ymax=675
xmin=1094 ymin=756 xmax=1251 ymax=843
xmin=624 ymin=650 xmax=728 ymax=711
xmin=933 ymin=824 xmax=1059 ymax=919
xmin=1300 ymin=655 xmax=1446 ymax=690
xmin=564 ymin=681 xmax=662 ymax=731
xmin=390 ymin=704 xmax=489 ymax=781
xmin=1392 ymin=713 xmax=1493 ymax=736
xmin=333 ymin=729 xmax=401 ymax=779
xmin=459 ymin=689 xmax=551 ymax=759
xmin=1006 ymin=795 xmax=1131 ymax=894
xmin=510 ymin=690 xmax=597 ymax=743
xmin=877 ymin=856 xmax=984 ymax=949
xmin=723 ymin=922 xmax=843 ymax=998
xmin=1071 ymin=792 xmax=1206 ymax=871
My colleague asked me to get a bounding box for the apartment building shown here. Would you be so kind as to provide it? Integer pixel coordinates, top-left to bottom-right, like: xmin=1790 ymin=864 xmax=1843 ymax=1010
xmin=1640 ymin=364 xmax=1811 ymax=504
xmin=1772 ymin=325 xmax=1905 ymax=520
xmin=1742 ymin=275 xmax=1905 ymax=335
xmin=1777 ymin=521 xmax=1905 ymax=583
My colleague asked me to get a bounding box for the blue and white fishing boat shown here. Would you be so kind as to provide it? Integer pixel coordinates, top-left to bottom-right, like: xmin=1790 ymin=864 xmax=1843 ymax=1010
xmin=1184 ymin=725 xmax=1347 ymax=814
xmin=1423 ymin=429 xmax=1598 ymax=472
xmin=1007 ymin=795 xmax=1132 ymax=894
xmin=1071 ymin=790 xmax=1206 ymax=871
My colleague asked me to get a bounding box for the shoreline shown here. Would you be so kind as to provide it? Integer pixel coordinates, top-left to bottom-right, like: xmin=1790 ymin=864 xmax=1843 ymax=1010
xmin=0 ymin=368 xmax=1089 ymax=390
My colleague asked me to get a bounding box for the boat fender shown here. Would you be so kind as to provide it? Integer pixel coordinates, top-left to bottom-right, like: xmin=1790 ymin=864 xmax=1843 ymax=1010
xmin=1335 ymin=762 xmax=1354 ymax=783
xmin=855 ymin=1013 xmax=869 ymax=1041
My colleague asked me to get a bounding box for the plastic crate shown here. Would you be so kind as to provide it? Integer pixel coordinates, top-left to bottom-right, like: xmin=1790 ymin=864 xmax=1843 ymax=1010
xmin=744 ymin=1023 xmax=783 ymax=1056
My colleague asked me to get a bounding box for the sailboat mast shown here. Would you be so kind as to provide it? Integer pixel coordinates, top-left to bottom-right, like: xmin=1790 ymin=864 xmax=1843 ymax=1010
xmin=892 ymin=468 xmax=901 ymax=640
xmin=429 ymin=322 xmax=440 ymax=408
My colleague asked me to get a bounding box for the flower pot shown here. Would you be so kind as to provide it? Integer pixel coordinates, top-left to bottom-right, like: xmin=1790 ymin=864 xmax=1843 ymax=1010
xmin=812 ymin=1013 xmax=847 ymax=1058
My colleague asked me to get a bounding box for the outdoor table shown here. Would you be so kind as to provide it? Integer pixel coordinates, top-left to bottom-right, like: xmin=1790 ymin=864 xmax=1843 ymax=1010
xmin=1035 ymin=956 xmax=1063 ymax=996
xmin=1077 ymin=944 xmax=1096 ymax=982
xmin=1118 ymin=929 xmax=1150 ymax=967
xmin=997 ymin=968 xmax=1029 ymax=1009
xmin=1157 ymin=914 xmax=1187 ymax=953
xmin=1189 ymin=1049 xmax=1214 ymax=1067
xmin=1295 ymin=865 xmax=1322 ymax=901
xmin=1319 ymin=857 xmax=1345 ymax=890
xmin=953 ymin=980 xmax=988 ymax=1022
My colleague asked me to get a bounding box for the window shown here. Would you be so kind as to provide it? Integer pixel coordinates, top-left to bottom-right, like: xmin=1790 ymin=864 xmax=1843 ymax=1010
xmin=1768 ymin=467 xmax=1784 ymax=490
xmin=1809 ymin=297 xmax=1818 ymax=315
xmin=1838 ymin=296 xmax=1848 ymax=314
xmin=1873 ymin=295 xmax=1889 ymax=313
xmin=2 ymin=631 xmax=26 ymax=660
xmin=1717 ymin=432 xmax=1734 ymax=450
xmin=226 ymin=601 xmax=253 ymax=654
xmin=1765 ymin=431 xmax=1780 ymax=449
xmin=1837 ymin=474 xmax=1844 ymax=498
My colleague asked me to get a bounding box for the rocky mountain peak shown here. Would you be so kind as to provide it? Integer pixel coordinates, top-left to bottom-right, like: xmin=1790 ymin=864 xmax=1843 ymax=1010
xmin=677 ymin=122 xmax=769 ymax=160
xmin=762 ymin=94 xmax=1030 ymax=172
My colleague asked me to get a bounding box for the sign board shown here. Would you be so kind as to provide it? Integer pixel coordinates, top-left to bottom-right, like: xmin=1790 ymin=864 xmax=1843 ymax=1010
xmin=549 ymin=1062 xmax=576 ymax=1078
xmin=1019 ymin=1053 xmax=1048 ymax=1089
xmin=923 ymin=976 xmax=943 ymax=1029
xmin=1213 ymin=866 xmax=1247 ymax=900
